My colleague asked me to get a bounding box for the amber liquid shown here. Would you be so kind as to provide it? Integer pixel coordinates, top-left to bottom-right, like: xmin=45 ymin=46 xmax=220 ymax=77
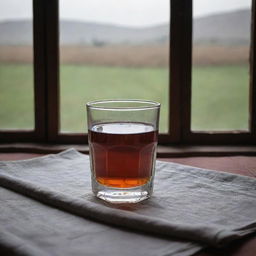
xmin=89 ymin=122 xmax=157 ymax=188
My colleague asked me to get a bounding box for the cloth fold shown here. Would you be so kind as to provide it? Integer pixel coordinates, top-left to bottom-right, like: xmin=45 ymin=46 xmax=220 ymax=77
xmin=0 ymin=186 xmax=200 ymax=256
xmin=0 ymin=149 xmax=256 ymax=254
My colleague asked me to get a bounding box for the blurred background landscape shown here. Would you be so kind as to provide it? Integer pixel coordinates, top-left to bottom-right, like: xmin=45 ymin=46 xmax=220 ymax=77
xmin=0 ymin=1 xmax=251 ymax=132
xmin=0 ymin=9 xmax=250 ymax=65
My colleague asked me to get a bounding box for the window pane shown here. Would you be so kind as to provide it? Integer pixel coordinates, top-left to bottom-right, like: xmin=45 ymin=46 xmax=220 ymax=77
xmin=0 ymin=0 xmax=34 ymax=129
xmin=191 ymin=0 xmax=251 ymax=131
xmin=60 ymin=0 xmax=169 ymax=133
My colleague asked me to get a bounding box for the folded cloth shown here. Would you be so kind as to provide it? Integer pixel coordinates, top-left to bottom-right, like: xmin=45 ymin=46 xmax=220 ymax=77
xmin=0 ymin=149 xmax=255 ymax=253
xmin=0 ymin=187 xmax=200 ymax=256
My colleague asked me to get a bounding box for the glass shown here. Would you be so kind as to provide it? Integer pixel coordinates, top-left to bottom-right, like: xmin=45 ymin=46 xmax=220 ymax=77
xmin=0 ymin=0 xmax=34 ymax=129
xmin=86 ymin=99 xmax=160 ymax=203
xmin=59 ymin=0 xmax=169 ymax=133
xmin=191 ymin=0 xmax=251 ymax=131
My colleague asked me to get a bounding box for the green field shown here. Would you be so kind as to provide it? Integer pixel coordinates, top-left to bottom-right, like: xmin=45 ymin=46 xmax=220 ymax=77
xmin=0 ymin=64 xmax=34 ymax=129
xmin=191 ymin=65 xmax=249 ymax=131
xmin=0 ymin=63 xmax=249 ymax=132
xmin=60 ymin=65 xmax=169 ymax=132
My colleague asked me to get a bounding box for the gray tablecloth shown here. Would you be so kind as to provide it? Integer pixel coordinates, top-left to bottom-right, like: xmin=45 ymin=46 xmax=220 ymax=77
xmin=0 ymin=149 xmax=256 ymax=256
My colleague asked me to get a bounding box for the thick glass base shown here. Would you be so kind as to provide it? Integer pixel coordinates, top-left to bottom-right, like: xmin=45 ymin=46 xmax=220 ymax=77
xmin=92 ymin=179 xmax=153 ymax=203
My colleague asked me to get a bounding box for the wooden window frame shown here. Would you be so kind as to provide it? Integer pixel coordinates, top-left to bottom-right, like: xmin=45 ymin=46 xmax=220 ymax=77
xmin=0 ymin=0 xmax=256 ymax=145
xmin=0 ymin=0 xmax=47 ymax=143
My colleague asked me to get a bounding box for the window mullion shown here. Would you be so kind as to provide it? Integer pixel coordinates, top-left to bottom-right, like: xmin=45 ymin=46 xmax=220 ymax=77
xmin=33 ymin=0 xmax=47 ymax=141
xmin=180 ymin=0 xmax=193 ymax=143
xmin=45 ymin=0 xmax=59 ymax=142
xmin=170 ymin=0 xmax=192 ymax=143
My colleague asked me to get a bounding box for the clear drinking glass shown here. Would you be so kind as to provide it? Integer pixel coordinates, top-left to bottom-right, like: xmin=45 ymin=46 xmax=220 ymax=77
xmin=86 ymin=100 xmax=160 ymax=203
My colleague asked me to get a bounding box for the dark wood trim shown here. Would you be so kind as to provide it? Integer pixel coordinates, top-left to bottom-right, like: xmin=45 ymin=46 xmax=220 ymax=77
xmin=181 ymin=132 xmax=255 ymax=145
xmin=0 ymin=131 xmax=38 ymax=142
xmin=156 ymin=134 xmax=176 ymax=144
xmin=169 ymin=0 xmax=181 ymax=141
xmin=45 ymin=0 xmax=59 ymax=142
xmin=179 ymin=0 xmax=193 ymax=142
xmin=1 ymin=143 xmax=256 ymax=157
xmin=250 ymin=0 xmax=256 ymax=137
xmin=33 ymin=0 xmax=47 ymax=140
xmin=56 ymin=134 xmax=88 ymax=144
xmin=169 ymin=0 xmax=192 ymax=142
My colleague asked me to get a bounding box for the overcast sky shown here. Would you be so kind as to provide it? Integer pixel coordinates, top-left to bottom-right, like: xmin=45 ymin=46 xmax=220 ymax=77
xmin=0 ymin=0 xmax=251 ymax=26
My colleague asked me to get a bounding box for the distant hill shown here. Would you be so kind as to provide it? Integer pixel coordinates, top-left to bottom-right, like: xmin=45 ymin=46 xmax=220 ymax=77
xmin=59 ymin=21 xmax=168 ymax=45
xmin=194 ymin=9 xmax=250 ymax=45
xmin=0 ymin=9 xmax=250 ymax=45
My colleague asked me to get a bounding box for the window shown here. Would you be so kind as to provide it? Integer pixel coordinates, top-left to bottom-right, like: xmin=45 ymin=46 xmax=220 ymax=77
xmin=59 ymin=0 xmax=169 ymax=134
xmin=0 ymin=0 xmax=256 ymax=145
xmin=192 ymin=0 xmax=251 ymax=132
xmin=0 ymin=0 xmax=34 ymax=130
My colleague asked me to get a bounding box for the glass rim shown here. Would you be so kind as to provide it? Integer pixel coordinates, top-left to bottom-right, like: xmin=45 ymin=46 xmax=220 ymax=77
xmin=86 ymin=99 xmax=161 ymax=110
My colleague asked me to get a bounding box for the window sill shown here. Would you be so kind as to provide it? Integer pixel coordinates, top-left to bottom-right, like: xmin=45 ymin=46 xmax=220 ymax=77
xmin=0 ymin=143 xmax=256 ymax=157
